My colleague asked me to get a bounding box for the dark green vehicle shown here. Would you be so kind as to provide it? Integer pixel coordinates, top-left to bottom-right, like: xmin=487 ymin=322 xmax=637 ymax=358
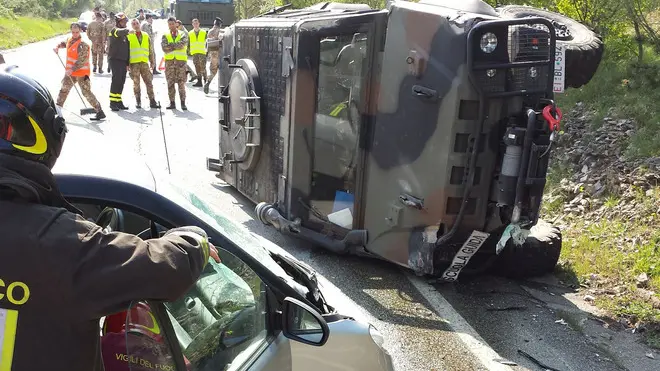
xmin=207 ymin=0 xmax=604 ymax=281
xmin=172 ymin=0 xmax=235 ymax=28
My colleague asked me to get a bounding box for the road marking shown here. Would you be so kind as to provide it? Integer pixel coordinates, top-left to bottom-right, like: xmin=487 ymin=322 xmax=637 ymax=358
xmin=405 ymin=273 xmax=514 ymax=371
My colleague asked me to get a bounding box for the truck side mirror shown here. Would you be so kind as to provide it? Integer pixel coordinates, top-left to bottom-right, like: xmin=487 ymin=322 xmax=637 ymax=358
xmin=281 ymin=297 xmax=329 ymax=346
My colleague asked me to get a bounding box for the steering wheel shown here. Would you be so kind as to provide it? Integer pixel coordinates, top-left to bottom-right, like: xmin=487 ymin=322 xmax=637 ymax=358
xmin=95 ymin=207 xmax=125 ymax=232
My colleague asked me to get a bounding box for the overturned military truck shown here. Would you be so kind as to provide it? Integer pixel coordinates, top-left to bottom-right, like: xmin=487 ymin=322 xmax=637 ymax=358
xmin=206 ymin=0 xmax=604 ymax=280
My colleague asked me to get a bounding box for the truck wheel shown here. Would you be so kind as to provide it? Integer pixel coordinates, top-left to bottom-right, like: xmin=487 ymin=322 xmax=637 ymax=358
xmin=495 ymin=5 xmax=604 ymax=89
xmin=492 ymin=219 xmax=562 ymax=279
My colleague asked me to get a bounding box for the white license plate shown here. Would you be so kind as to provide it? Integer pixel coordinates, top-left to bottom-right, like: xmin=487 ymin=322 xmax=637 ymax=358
xmin=553 ymin=44 xmax=566 ymax=93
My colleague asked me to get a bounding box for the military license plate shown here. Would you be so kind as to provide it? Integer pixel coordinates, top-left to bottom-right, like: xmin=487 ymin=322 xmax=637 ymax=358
xmin=553 ymin=44 xmax=566 ymax=93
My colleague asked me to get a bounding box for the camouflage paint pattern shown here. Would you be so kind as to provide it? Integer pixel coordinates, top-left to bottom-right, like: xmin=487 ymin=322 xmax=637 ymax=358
xmin=164 ymin=60 xmax=186 ymax=102
xmin=212 ymin=1 xmax=555 ymax=275
xmin=56 ymin=75 xmax=101 ymax=111
xmin=129 ymin=62 xmax=155 ymax=101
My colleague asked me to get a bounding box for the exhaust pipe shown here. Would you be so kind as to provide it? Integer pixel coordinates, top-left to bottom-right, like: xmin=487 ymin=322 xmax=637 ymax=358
xmin=255 ymin=202 xmax=368 ymax=254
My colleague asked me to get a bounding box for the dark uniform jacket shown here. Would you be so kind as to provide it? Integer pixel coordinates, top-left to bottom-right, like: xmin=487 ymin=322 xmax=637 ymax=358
xmin=0 ymin=153 xmax=209 ymax=371
xmin=106 ymin=26 xmax=130 ymax=65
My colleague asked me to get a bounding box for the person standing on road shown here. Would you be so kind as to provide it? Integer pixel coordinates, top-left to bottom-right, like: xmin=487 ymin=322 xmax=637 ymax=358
xmin=128 ymin=18 xmax=158 ymax=109
xmin=103 ymin=12 xmax=115 ymax=73
xmin=138 ymin=8 xmax=146 ymax=22
xmin=107 ymin=12 xmax=131 ymax=111
xmin=53 ymin=23 xmax=106 ymax=121
xmin=141 ymin=14 xmax=161 ymax=75
xmin=0 ymin=63 xmax=221 ymax=371
xmin=162 ymin=17 xmax=189 ymax=110
xmin=87 ymin=13 xmax=106 ymax=73
xmin=189 ymin=18 xmax=208 ymax=88
xmin=176 ymin=19 xmax=198 ymax=83
xmin=204 ymin=17 xmax=224 ymax=94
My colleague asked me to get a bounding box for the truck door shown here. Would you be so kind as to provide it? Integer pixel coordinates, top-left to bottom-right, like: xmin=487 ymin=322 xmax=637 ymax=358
xmin=288 ymin=9 xmax=388 ymax=233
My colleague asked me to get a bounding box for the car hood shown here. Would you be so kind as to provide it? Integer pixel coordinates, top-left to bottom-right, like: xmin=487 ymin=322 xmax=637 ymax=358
xmin=52 ymin=114 xmax=320 ymax=304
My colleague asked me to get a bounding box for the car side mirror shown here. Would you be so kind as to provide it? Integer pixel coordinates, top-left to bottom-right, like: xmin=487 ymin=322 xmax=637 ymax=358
xmin=281 ymin=297 xmax=329 ymax=346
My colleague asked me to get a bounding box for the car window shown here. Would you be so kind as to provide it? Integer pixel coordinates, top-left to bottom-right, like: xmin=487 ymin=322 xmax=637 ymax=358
xmin=165 ymin=247 xmax=268 ymax=371
xmin=100 ymin=248 xmax=269 ymax=371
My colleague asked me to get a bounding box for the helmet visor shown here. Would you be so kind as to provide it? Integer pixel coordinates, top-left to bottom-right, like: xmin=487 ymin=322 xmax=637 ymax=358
xmin=0 ymin=98 xmax=37 ymax=148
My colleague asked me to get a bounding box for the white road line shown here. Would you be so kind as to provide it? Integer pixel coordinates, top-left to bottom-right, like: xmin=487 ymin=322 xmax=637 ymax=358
xmin=405 ymin=272 xmax=514 ymax=371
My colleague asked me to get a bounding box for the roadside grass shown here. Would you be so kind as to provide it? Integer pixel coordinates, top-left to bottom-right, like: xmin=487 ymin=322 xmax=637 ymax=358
xmin=0 ymin=16 xmax=75 ymax=50
xmin=545 ymin=190 xmax=660 ymax=348
xmin=556 ymin=46 xmax=660 ymax=159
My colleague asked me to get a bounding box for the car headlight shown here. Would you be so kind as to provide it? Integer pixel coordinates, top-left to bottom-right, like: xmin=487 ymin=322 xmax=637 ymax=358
xmin=480 ymin=32 xmax=498 ymax=53
xmin=369 ymin=324 xmax=385 ymax=348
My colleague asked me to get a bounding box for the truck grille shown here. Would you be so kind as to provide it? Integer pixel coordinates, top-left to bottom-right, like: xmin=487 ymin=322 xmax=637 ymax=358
xmin=468 ymin=19 xmax=555 ymax=97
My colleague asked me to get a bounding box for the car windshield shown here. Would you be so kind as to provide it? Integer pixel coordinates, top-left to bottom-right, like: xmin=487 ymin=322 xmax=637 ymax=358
xmin=79 ymin=11 xmax=94 ymax=23
xmin=152 ymin=175 xmax=292 ymax=281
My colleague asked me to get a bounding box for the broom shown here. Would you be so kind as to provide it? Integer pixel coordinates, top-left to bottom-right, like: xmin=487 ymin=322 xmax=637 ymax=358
xmin=55 ymin=53 xmax=97 ymax=115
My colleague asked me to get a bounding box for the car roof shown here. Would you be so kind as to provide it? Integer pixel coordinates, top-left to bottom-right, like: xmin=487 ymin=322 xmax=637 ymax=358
xmin=51 ymin=114 xmax=157 ymax=191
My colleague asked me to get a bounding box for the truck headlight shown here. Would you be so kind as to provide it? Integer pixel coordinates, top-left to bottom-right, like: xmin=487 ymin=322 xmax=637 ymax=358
xmin=369 ymin=324 xmax=385 ymax=348
xmin=480 ymin=32 xmax=498 ymax=53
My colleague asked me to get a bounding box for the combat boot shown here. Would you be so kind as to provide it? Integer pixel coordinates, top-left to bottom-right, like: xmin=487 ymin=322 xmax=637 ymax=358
xmin=118 ymin=101 xmax=129 ymax=110
xmin=181 ymin=99 xmax=187 ymax=111
xmin=90 ymin=110 xmax=106 ymax=121
xmin=203 ymin=81 xmax=210 ymax=94
xmin=150 ymin=99 xmax=159 ymax=108
xmin=93 ymin=66 xmax=97 ymax=73
xmin=136 ymin=100 xmax=141 ymax=109
xmin=193 ymin=78 xmax=203 ymax=87
xmin=166 ymin=101 xmax=176 ymax=109
xmin=110 ymin=102 xmax=120 ymax=111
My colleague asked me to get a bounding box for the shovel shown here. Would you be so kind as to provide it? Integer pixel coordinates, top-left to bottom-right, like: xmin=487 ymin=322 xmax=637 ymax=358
xmin=55 ymin=53 xmax=97 ymax=115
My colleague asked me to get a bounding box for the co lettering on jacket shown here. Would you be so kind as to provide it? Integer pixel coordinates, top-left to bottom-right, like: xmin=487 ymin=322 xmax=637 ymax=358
xmin=0 ymin=279 xmax=30 ymax=305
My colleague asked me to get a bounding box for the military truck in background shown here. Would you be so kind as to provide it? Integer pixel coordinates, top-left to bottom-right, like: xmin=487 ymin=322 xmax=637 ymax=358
xmin=172 ymin=0 xmax=235 ymax=27
xmin=206 ymin=0 xmax=604 ymax=280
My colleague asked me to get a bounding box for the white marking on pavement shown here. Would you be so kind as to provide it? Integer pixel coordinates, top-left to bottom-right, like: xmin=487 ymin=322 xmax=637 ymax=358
xmin=405 ymin=272 xmax=514 ymax=371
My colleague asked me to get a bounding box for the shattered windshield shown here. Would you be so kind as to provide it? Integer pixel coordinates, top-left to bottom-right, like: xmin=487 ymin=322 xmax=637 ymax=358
xmin=154 ymin=177 xmax=291 ymax=280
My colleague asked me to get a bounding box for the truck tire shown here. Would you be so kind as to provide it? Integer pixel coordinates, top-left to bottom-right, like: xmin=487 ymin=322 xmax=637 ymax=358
xmin=492 ymin=219 xmax=562 ymax=279
xmin=495 ymin=5 xmax=604 ymax=89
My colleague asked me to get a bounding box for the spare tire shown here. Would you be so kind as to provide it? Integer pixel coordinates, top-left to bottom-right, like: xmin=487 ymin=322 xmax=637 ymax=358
xmin=496 ymin=5 xmax=604 ymax=89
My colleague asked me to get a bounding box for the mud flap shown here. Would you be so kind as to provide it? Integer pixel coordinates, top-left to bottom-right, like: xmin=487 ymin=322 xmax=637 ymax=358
xmin=439 ymin=230 xmax=490 ymax=282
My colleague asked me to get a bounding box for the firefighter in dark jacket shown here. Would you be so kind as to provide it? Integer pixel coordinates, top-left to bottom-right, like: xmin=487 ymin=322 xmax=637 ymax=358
xmin=107 ymin=12 xmax=131 ymax=110
xmin=0 ymin=64 xmax=220 ymax=371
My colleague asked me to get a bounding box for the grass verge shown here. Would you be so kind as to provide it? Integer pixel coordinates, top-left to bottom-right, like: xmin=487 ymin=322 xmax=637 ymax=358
xmin=555 ymin=46 xmax=660 ymax=160
xmin=0 ymin=16 xmax=75 ymax=50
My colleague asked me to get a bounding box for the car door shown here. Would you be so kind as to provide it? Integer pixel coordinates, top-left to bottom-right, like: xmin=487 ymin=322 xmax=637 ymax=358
xmin=57 ymin=176 xmax=329 ymax=371
xmin=113 ymin=242 xmax=329 ymax=371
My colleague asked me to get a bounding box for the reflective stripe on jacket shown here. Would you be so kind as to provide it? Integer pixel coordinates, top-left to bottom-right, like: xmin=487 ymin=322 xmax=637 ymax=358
xmin=164 ymin=33 xmax=186 ymax=61
xmin=127 ymin=33 xmax=149 ymax=64
xmin=66 ymin=38 xmax=90 ymax=77
xmin=189 ymin=29 xmax=206 ymax=55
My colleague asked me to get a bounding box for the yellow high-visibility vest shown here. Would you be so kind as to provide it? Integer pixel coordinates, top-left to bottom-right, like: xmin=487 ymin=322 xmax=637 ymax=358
xmin=127 ymin=33 xmax=150 ymax=64
xmin=189 ymin=29 xmax=207 ymax=55
xmin=164 ymin=32 xmax=187 ymax=61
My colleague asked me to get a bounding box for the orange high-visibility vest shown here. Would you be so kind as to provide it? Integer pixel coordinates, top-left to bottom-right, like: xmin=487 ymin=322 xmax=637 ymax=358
xmin=66 ymin=38 xmax=91 ymax=77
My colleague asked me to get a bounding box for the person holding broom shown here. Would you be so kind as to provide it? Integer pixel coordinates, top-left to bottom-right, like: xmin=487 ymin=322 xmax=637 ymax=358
xmin=53 ymin=22 xmax=106 ymax=121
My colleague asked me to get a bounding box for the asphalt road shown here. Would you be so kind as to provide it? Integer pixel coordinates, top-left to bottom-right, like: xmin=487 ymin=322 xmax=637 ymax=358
xmin=2 ymin=22 xmax=657 ymax=371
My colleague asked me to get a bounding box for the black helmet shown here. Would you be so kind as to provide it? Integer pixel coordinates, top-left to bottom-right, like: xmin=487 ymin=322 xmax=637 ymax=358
xmin=0 ymin=64 xmax=67 ymax=169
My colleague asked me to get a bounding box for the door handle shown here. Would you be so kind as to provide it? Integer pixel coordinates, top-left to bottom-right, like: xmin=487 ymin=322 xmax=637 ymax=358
xmin=412 ymin=85 xmax=438 ymax=101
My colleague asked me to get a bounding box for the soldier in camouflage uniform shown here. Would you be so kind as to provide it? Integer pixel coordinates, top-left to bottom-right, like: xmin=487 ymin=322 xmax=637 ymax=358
xmin=141 ymin=14 xmax=161 ymax=75
xmin=103 ymin=12 xmax=115 ymax=73
xmin=189 ymin=18 xmax=208 ymax=87
xmin=87 ymin=13 xmax=106 ymax=73
xmin=204 ymin=17 xmax=224 ymax=94
xmin=162 ymin=17 xmax=189 ymax=110
xmin=128 ymin=18 xmax=158 ymax=109
xmin=53 ymin=23 xmax=106 ymax=121
xmin=176 ymin=20 xmax=198 ymax=82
